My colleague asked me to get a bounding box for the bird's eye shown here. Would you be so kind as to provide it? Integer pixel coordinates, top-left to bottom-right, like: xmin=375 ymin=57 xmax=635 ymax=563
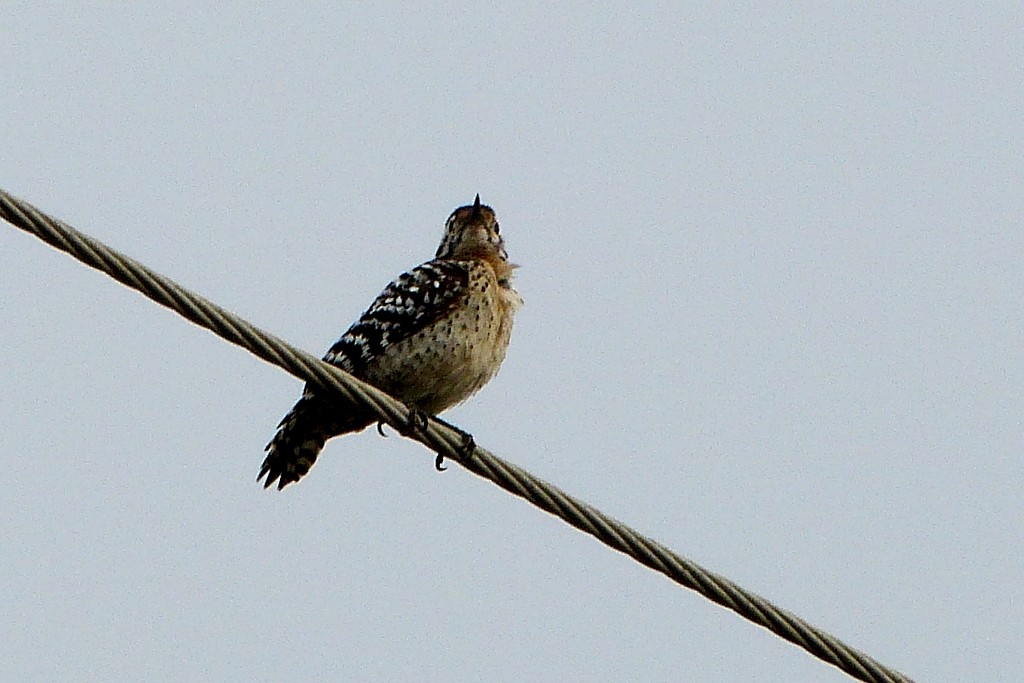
xmin=493 ymin=223 xmax=500 ymax=234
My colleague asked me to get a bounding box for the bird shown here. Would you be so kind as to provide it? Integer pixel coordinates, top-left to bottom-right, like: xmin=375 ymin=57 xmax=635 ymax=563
xmin=259 ymin=195 xmax=522 ymax=489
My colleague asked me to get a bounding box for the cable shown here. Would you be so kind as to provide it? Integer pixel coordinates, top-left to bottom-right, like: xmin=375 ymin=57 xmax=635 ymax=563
xmin=0 ymin=187 xmax=914 ymax=683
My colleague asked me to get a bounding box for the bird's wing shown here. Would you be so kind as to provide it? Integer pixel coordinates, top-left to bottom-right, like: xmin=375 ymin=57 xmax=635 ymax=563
xmin=323 ymin=259 xmax=470 ymax=375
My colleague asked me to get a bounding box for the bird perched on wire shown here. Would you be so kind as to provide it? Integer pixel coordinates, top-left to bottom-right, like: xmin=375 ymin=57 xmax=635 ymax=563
xmin=259 ymin=195 xmax=522 ymax=489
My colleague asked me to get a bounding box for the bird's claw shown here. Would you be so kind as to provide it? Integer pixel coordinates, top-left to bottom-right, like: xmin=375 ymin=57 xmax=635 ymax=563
xmin=457 ymin=432 xmax=476 ymax=459
xmin=400 ymin=408 xmax=430 ymax=437
xmin=434 ymin=424 xmax=475 ymax=472
xmin=389 ymin=410 xmax=475 ymax=473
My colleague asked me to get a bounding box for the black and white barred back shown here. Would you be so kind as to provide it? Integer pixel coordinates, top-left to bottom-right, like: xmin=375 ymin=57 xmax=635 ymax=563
xmin=322 ymin=261 xmax=469 ymax=377
xmin=259 ymin=196 xmax=519 ymax=490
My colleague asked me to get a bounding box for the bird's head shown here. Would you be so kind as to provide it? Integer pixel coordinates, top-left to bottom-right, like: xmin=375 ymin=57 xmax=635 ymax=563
xmin=436 ymin=194 xmax=508 ymax=263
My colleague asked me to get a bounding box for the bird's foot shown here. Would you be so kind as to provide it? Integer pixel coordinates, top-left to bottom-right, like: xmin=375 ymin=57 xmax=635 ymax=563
xmin=378 ymin=409 xmax=430 ymax=439
xmin=400 ymin=408 xmax=430 ymax=437
xmin=432 ymin=417 xmax=476 ymax=471
xmin=386 ymin=410 xmax=475 ymax=472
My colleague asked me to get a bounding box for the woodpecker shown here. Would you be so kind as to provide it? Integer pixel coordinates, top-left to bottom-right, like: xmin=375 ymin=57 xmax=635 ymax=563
xmin=259 ymin=195 xmax=521 ymax=489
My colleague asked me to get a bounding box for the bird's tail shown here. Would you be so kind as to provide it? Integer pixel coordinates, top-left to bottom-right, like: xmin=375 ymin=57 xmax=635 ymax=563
xmin=259 ymin=391 xmax=371 ymax=490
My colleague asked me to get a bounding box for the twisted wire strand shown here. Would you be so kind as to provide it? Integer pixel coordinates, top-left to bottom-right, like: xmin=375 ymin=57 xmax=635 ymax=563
xmin=0 ymin=188 xmax=913 ymax=683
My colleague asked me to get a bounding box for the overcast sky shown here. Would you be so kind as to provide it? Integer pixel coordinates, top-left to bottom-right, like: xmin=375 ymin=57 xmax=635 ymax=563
xmin=2 ymin=4 xmax=1022 ymax=682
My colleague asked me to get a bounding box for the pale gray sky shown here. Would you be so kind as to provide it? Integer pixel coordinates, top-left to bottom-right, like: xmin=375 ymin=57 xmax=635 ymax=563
xmin=2 ymin=4 xmax=1021 ymax=682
